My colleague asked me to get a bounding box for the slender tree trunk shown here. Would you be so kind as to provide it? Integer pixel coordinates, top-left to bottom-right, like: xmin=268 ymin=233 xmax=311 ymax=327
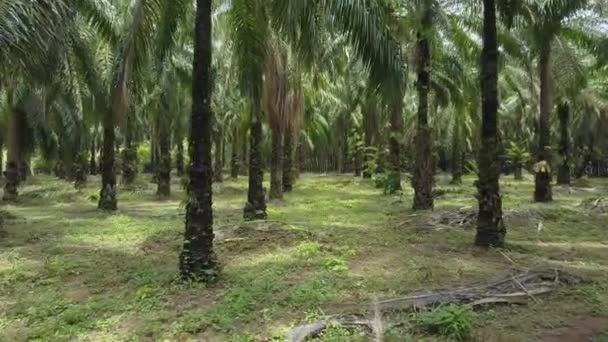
xmin=514 ymin=165 xmax=523 ymax=180
xmin=476 ymin=0 xmax=505 ymax=248
xmin=388 ymin=96 xmax=403 ymax=192
xmin=296 ymin=134 xmax=303 ymax=179
xmin=157 ymin=127 xmax=171 ymax=197
xmin=230 ymin=127 xmax=239 ymax=179
xmin=179 ymin=0 xmax=217 ymax=281
xmin=19 ymin=154 xmax=29 ymax=182
xmin=213 ymin=126 xmax=224 ymax=183
xmin=176 ymin=139 xmax=185 ymax=177
xmin=244 ymin=106 xmax=267 ymax=220
xmin=412 ymin=28 xmax=434 ymax=210
xmin=269 ymin=129 xmax=283 ymax=199
xmin=0 ymin=140 xmax=4 ymax=179
xmin=362 ymin=109 xmax=376 ymax=179
xmin=4 ymin=107 xmax=20 ymax=201
xmin=74 ymin=150 xmax=88 ymax=189
xmin=122 ymin=119 xmax=138 ymax=185
xmin=98 ymin=119 xmax=117 ymax=210
xmin=557 ymin=102 xmax=571 ymax=185
xmin=90 ymin=139 xmax=97 ymax=175
xmin=150 ymin=136 xmax=158 ymax=182
xmin=283 ymin=128 xmax=295 ymax=191
xmin=534 ymin=43 xmax=553 ymax=202
xmin=450 ymin=123 xmax=463 ymax=185
xmin=241 ymin=136 xmax=248 ymax=175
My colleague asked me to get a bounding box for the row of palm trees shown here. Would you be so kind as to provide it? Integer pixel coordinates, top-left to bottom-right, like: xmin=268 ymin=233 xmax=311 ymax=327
xmin=1 ymin=0 xmax=607 ymax=279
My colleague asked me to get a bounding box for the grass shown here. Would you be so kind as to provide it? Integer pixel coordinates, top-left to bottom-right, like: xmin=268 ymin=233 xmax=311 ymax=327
xmin=0 ymin=172 xmax=607 ymax=341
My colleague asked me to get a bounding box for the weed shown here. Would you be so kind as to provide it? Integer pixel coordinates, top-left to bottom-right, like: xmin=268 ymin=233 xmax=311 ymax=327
xmin=416 ymin=304 xmax=475 ymax=341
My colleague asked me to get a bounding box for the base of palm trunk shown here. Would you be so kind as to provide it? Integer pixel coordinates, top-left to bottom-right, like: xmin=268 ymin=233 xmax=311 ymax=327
xmin=3 ymin=162 xmax=19 ymax=201
xmin=74 ymin=169 xmax=88 ymax=189
xmin=19 ymin=162 xmax=29 ymax=182
xmin=269 ymin=184 xmax=283 ymax=200
xmin=413 ymin=128 xmax=434 ymax=210
xmin=243 ymin=201 xmax=267 ymax=221
xmin=386 ymin=171 xmax=402 ymax=194
xmin=534 ymin=172 xmax=553 ymax=202
xmin=122 ymin=149 xmax=138 ymax=185
xmin=98 ymin=185 xmax=117 ymax=211
xmin=475 ymin=181 xmax=505 ymax=248
xmin=450 ymin=174 xmax=462 ymax=185
xmin=179 ymin=212 xmax=218 ymax=282
xmin=157 ymin=177 xmax=171 ymax=198
xmin=514 ymin=168 xmax=523 ymax=181
xmin=557 ymin=165 xmax=570 ymax=185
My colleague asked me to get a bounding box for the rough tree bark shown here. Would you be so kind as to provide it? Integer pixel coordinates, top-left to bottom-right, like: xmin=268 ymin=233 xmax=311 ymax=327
xmin=283 ymin=129 xmax=295 ymax=192
xmin=157 ymin=127 xmax=171 ymax=197
xmin=3 ymin=107 xmax=20 ymax=201
xmin=98 ymin=120 xmax=117 ymax=211
xmin=89 ymin=139 xmax=97 ymax=175
xmin=244 ymin=106 xmax=267 ymax=220
xmin=122 ymin=115 xmax=138 ymax=185
xmin=269 ymin=129 xmax=283 ymax=199
xmin=450 ymin=123 xmax=463 ymax=185
xmin=179 ymin=0 xmax=217 ymax=281
xmin=230 ymin=127 xmax=239 ymax=179
xmin=476 ymin=0 xmax=505 ymax=248
xmin=388 ymin=95 xmax=403 ymax=191
xmin=557 ymin=102 xmax=571 ymax=185
xmin=176 ymin=139 xmax=185 ymax=177
xmin=534 ymin=43 xmax=553 ymax=202
xmin=214 ymin=126 xmax=224 ymax=183
xmin=412 ymin=22 xmax=434 ymax=211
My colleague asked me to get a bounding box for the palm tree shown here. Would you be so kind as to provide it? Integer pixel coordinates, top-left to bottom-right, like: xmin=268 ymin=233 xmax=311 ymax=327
xmin=179 ymin=0 xmax=217 ymax=281
xmin=476 ymin=0 xmax=505 ymax=247
xmin=412 ymin=3 xmax=435 ymax=210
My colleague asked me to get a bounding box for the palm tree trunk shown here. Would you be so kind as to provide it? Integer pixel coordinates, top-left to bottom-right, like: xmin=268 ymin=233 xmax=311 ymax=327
xmin=74 ymin=150 xmax=88 ymax=189
xmin=179 ymin=0 xmax=217 ymax=281
xmin=230 ymin=127 xmax=239 ymax=179
xmin=412 ymin=31 xmax=434 ymax=210
xmin=557 ymin=102 xmax=570 ymax=185
xmin=214 ymin=126 xmax=224 ymax=183
xmin=244 ymin=107 xmax=267 ymax=220
xmin=534 ymin=43 xmax=553 ymax=202
xmin=4 ymin=107 xmax=20 ymax=201
xmin=476 ymin=0 xmax=505 ymax=247
xmin=157 ymin=127 xmax=171 ymax=197
xmin=388 ymin=96 xmax=403 ymax=191
xmin=241 ymin=136 xmax=248 ymax=175
xmin=450 ymin=123 xmax=463 ymax=185
xmin=90 ymin=139 xmax=97 ymax=175
xmin=362 ymin=112 xmax=374 ymax=179
xmin=296 ymin=134 xmax=303 ymax=179
xmin=269 ymin=129 xmax=283 ymax=199
xmin=176 ymin=139 xmax=185 ymax=177
xmin=283 ymin=128 xmax=295 ymax=191
xmin=98 ymin=118 xmax=117 ymax=210
xmin=122 ymin=116 xmax=138 ymax=185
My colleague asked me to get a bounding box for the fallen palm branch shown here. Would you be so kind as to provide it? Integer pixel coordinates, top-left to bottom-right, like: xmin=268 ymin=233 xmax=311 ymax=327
xmin=286 ymin=269 xmax=587 ymax=341
xmin=581 ymin=197 xmax=608 ymax=214
xmin=414 ymin=207 xmax=546 ymax=232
